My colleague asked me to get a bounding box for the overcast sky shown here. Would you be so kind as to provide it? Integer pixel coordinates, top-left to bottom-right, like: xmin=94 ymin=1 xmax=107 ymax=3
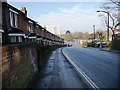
xmin=8 ymin=0 xmax=106 ymax=34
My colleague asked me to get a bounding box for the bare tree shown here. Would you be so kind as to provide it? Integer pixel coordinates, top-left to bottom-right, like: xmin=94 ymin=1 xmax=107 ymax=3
xmin=109 ymin=0 xmax=120 ymax=6
xmin=99 ymin=0 xmax=120 ymax=39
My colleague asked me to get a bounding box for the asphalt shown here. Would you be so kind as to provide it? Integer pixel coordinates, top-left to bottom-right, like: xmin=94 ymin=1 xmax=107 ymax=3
xmin=29 ymin=48 xmax=87 ymax=88
xmin=62 ymin=47 xmax=119 ymax=88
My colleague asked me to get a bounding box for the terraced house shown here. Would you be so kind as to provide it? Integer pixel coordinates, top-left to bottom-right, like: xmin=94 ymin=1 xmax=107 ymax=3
xmin=1 ymin=2 xmax=64 ymax=45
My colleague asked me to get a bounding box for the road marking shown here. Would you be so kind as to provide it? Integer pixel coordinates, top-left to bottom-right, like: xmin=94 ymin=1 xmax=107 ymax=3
xmin=62 ymin=49 xmax=100 ymax=90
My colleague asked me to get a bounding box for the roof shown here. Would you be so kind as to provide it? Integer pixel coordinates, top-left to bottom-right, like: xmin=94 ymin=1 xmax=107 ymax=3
xmin=28 ymin=33 xmax=36 ymax=37
xmin=115 ymin=29 xmax=120 ymax=34
xmin=115 ymin=29 xmax=120 ymax=32
xmin=2 ymin=2 xmax=26 ymax=16
xmin=7 ymin=27 xmax=24 ymax=34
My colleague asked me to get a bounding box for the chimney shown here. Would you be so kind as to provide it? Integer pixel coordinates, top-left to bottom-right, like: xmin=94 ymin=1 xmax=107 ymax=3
xmin=20 ymin=7 xmax=27 ymax=16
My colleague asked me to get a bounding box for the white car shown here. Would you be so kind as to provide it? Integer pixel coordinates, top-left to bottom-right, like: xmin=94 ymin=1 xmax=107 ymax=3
xmin=95 ymin=41 xmax=108 ymax=48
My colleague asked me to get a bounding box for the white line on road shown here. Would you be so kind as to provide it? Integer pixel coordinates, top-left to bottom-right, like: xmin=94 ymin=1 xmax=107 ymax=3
xmin=62 ymin=49 xmax=100 ymax=90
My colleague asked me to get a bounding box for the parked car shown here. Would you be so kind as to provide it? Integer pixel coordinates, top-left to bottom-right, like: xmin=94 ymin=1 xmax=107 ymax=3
xmin=95 ymin=41 xmax=108 ymax=48
xmin=101 ymin=41 xmax=108 ymax=47
xmin=91 ymin=40 xmax=99 ymax=47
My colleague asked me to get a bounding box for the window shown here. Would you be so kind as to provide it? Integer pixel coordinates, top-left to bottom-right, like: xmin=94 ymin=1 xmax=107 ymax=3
xmin=18 ymin=36 xmax=22 ymax=42
xmin=15 ymin=14 xmax=18 ymax=27
xmin=29 ymin=21 xmax=33 ymax=33
xmin=10 ymin=36 xmax=16 ymax=42
xmin=9 ymin=9 xmax=18 ymax=28
xmin=10 ymin=11 xmax=14 ymax=27
xmin=0 ymin=33 xmax=2 ymax=43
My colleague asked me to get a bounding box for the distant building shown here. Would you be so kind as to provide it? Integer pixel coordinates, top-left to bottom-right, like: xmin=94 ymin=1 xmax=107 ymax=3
xmin=46 ymin=25 xmax=61 ymax=36
xmin=114 ymin=29 xmax=120 ymax=40
xmin=115 ymin=29 xmax=120 ymax=35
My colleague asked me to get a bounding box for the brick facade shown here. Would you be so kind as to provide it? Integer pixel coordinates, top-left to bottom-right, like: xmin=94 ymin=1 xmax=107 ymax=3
xmin=2 ymin=43 xmax=38 ymax=88
xmin=1 ymin=2 xmax=64 ymax=45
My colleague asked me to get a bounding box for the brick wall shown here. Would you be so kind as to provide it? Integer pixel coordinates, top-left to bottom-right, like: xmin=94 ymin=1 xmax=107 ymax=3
xmin=19 ymin=14 xmax=28 ymax=34
xmin=0 ymin=44 xmax=2 ymax=90
xmin=2 ymin=43 xmax=38 ymax=88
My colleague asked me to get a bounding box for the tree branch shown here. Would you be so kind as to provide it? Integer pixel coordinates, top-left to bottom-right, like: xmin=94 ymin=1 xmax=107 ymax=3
xmin=100 ymin=12 xmax=115 ymax=29
xmin=109 ymin=0 xmax=120 ymax=6
xmin=114 ymin=22 xmax=120 ymax=29
xmin=104 ymin=19 xmax=114 ymax=31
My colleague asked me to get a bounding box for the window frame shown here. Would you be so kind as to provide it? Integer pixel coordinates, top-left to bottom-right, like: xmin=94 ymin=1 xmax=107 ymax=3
xmin=10 ymin=36 xmax=16 ymax=43
xmin=28 ymin=21 xmax=34 ymax=33
xmin=9 ymin=9 xmax=18 ymax=28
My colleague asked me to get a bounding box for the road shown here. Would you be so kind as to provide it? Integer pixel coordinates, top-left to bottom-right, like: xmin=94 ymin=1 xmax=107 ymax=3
xmin=63 ymin=47 xmax=119 ymax=88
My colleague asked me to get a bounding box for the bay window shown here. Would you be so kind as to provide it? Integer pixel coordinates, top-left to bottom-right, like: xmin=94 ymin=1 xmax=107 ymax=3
xmin=10 ymin=36 xmax=16 ymax=42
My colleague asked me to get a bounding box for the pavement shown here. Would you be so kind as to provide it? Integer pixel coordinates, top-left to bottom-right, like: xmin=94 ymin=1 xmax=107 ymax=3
xmin=100 ymin=48 xmax=120 ymax=53
xmin=86 ymin=47 xmax=120 ymax=53
xmin=29 ymin=48 xmax=87 ymax=88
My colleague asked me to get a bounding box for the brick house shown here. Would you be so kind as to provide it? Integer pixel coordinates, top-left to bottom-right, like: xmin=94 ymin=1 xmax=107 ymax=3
xmin=1 ymin=2 xmax=64 ymax=45
xmin=26 ymin=18 xmax=37 ymax=42
xmin=2 ymin=2 xmax=28 ymax=43
xmin=35 ymin=24 xmax=43 ymax=44
xmin=114 ymin=29 xmax=120 ymax=40
xmin=114 ymin=29 xmax=120 ymax=35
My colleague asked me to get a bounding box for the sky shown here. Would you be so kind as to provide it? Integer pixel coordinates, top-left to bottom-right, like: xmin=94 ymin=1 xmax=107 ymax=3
xmin=8 ymin=0 xmax=106 ymax=34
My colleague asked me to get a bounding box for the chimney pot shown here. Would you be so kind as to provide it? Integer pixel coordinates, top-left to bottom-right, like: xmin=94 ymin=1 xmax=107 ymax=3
xmin=20 ymin=7 xmax=27 ymax=16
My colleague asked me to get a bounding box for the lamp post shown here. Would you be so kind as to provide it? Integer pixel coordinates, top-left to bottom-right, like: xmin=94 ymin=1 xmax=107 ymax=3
xmin=93 ymin=25 xmax=95 ymax=40
xmin=118 ymin=2 xmax=120 ymax=29
xmin=97 ymin=10 xmax=109 ymax=41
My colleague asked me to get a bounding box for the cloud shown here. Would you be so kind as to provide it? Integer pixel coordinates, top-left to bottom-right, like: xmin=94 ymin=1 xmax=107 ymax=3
xmin=37 ymin=4 xmax=103 ymax=33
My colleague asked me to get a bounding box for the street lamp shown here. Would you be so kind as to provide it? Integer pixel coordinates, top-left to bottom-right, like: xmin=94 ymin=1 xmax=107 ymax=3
xmin=97 ymin=10 xmax=109 ymax=41
xmin=118 ymin=2 xmax=120 ymax=29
